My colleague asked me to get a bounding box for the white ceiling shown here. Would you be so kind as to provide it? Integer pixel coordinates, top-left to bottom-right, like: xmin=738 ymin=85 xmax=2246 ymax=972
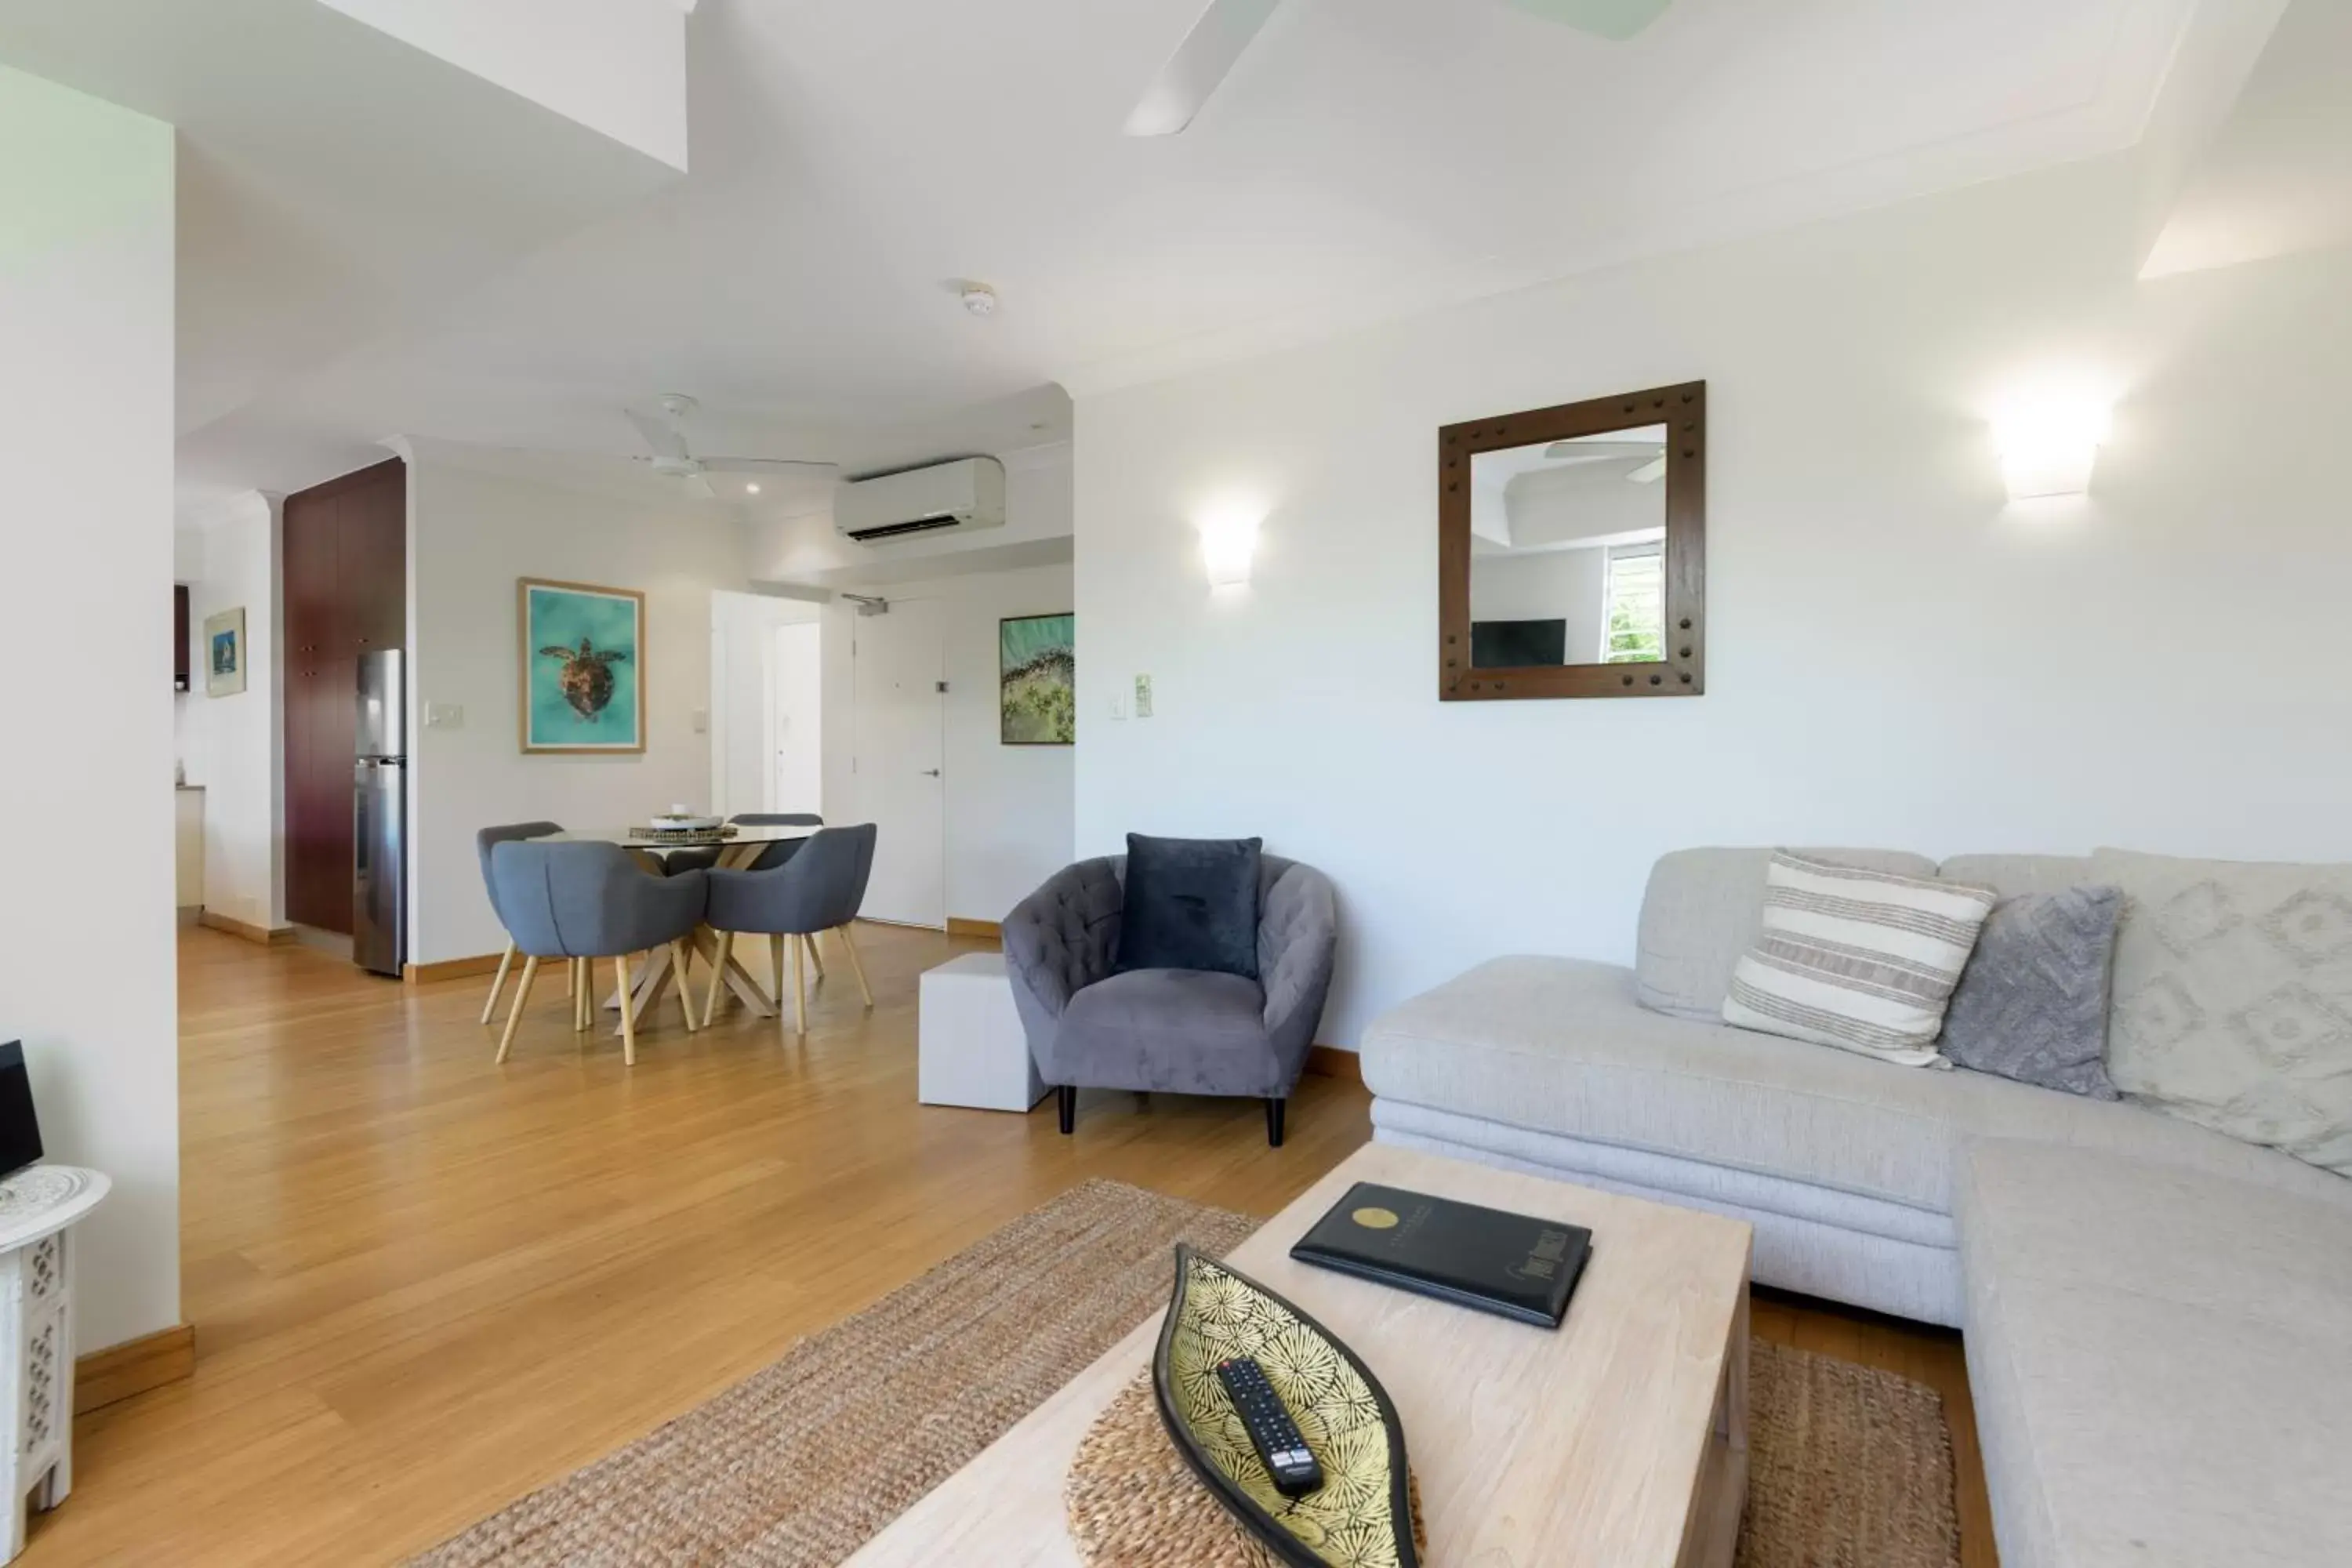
xmin=2141 ymin=0 xmax=2352 ymax=278
xmin=6 ymin=0 xmax=2280 ymax=510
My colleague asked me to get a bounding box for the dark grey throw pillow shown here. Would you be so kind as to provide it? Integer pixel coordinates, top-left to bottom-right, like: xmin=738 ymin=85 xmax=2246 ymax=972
xmin=1939 ymin=886 xmax=2122 ymax=1100
xmin=1115 ymin=834 xmax=1262 ymax=980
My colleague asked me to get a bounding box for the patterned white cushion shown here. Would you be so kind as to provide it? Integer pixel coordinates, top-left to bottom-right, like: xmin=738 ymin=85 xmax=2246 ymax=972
xmin=2095 ymin=848 xmax=2352 ymax=1177
xmin=1722 ymin=852 xmax=1997 ymax=1067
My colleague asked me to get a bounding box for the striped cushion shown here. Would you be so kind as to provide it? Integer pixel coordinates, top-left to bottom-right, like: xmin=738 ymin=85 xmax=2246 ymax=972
xmin=1722 ymin=852 xmax=1998 ymax=1067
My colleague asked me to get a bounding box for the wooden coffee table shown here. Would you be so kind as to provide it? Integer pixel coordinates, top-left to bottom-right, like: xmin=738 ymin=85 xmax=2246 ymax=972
xmin=848 ymin=1142 xmax=1753 ymax=1567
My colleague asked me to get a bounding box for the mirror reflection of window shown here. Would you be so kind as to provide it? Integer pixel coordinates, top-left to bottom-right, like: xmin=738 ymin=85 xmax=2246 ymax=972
xmin=1600 ymin=542 xmax=1664 ymax=662
xmin=1466 ymin=425 xmax=1668 ymax=668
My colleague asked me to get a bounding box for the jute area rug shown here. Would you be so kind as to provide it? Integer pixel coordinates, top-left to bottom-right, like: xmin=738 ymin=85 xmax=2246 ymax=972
xmin=412 ymin=1180 xmax=1958 ymax=1568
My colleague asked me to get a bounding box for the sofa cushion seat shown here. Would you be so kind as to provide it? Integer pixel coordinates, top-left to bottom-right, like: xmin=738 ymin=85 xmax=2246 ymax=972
xmin=1054 ymin=969 xmax=1279 ymax=1096
xmin=1361 ymin=956 xmax=2352 ymax=1218
xmin=1958 ymin=1141 xmax=2352 ymax=1567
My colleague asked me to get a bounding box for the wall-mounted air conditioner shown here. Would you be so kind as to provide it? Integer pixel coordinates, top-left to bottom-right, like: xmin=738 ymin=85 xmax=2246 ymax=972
xmin=834 ymin=456 xmax=1006 ymax=544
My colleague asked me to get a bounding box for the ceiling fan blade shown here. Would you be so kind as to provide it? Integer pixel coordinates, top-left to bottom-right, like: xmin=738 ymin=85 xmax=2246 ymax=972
xmin=1123 ymin=0 xmax=1286 ymax=137
xmin=1499 ymin=0 xmax=1673 ymax=42
xmin=1628 ymin=456 xmax=1667 ymax=483
xmin=625 ymin=407 xmax=691 ymax=463
xmin=699 ymin=456 xmax=841 ymax=474
xmin=683 ymin=472 xmax=717 ymax=501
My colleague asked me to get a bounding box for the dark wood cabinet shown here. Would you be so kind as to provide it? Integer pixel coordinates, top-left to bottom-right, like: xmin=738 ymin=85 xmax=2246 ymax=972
xmin=283 ymin=457 xmax=406 ymax=935
xmin=174 ymin=584 xmax=190 ymax=692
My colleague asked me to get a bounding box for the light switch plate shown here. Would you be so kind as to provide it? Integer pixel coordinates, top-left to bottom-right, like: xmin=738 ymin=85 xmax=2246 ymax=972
xmin=691 ymin=708 xmax=710 ymax=734
xmin=1134 ymin=674 xmax=1153 ymax=718
xmin=424 ymin=702 xmax=464 ymax=729
xmin=1109 ymin=694 xmax=1128 ymax=720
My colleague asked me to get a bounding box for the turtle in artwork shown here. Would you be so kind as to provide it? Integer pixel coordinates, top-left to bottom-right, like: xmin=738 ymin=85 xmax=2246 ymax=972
xmin=539 ymin=637 xmax=630 ymax=720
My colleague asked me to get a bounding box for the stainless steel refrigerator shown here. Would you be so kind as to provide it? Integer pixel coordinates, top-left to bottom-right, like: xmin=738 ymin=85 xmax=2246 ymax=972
xmin=354 ymin=650 xmax=408 ymax=977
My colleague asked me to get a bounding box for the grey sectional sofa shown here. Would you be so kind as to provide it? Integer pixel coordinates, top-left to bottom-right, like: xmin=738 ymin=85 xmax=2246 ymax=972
xmin=1360 ymin=847 xmax=2352 ymax=1568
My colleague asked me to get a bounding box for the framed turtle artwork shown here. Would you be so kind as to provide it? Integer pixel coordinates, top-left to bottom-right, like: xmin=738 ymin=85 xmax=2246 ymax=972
xmin=518 ymin=579 xmax=646 ymax=753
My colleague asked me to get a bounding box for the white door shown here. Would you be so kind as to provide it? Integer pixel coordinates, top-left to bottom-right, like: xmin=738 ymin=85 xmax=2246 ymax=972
xmin=771 ymin=620 xmax=823 ymax=815
xmin=852 ymin=599 xmax=946 ymax=927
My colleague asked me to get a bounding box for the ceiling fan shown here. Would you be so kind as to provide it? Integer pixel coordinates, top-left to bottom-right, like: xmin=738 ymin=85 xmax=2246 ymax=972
xmin=624 ymin=394 xmax=840 ymax=500
xmin=1543 ymin=437 xmax=1666 ymax=483
xmin=1124 ymin=0 xmax=1672 ymax=136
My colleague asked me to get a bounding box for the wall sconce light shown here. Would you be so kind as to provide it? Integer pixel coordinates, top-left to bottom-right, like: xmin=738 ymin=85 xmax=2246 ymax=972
xmin=1991 ymin=393 xmax=2111 ymax=500
xmin=1197 ymin=499 xmax=1263 ymax=588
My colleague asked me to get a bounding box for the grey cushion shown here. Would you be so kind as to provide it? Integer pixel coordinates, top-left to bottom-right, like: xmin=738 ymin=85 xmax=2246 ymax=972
xmin=1054 ymin=969 xmax=1282 ymax=1096
xmin=1958 ymin=1140 xmax=2352 ymax=1568
xmin=1116 ymin=834 xmax=1262 ymax=979
xmin=1940 ymin=887 xmax=2123 ymax=1100
xmin=1361 ymin=954 xmax=2352 ymax=1218
xmin=1635 ymin=847 xmax=1940 ymax=1019
xmin=2095 ymin=847 xmax=2352 ymax=1177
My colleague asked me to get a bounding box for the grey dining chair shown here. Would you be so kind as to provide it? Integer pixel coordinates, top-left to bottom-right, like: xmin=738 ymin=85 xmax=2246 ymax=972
xmin=488 ymin=840 xmax=710 ymax=1065
xmin=476 ymin=821 xmax=564 ymax=1025
xmin=701 ymin=823 xmax=877 ymax=1035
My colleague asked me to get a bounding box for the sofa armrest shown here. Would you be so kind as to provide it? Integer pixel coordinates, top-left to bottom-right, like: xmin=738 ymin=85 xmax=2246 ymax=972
xmin=1002 ymin=858 xmax=1124 ymax=1020
xmin=1258 ymin=862 xmax=1338 ymax=1082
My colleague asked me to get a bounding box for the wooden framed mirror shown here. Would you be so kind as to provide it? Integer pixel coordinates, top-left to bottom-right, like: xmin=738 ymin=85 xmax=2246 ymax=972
xmin=1439 ymin=381 xmax=1705 ymax=700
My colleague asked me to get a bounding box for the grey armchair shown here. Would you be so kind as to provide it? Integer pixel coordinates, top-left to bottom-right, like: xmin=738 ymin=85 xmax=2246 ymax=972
xmin=1002 ymin=854 xmax=1338 ymax=1147
xmin=702 ymin=823 xmax=877 ymax=1035
xmin=488 ymin=840 xmax=709 ymax=1065
xmin=476 ymin=821 xmax=564 ymax=1025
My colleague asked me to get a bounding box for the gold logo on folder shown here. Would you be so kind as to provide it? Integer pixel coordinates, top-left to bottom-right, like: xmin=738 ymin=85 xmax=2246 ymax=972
xmin=1351 ymin=1207 xmax=1400 ymax=1230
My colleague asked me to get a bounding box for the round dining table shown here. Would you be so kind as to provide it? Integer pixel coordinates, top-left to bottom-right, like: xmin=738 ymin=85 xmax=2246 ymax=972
xmin=543 ymin=823 xmax=823 ymax=1034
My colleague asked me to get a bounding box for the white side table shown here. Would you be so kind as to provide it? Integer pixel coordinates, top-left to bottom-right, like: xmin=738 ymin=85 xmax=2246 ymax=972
xmin=918 ymin=953 xmax=1048 ymax=1112
xmin=0 ymin=1166 xmax=107 ymax=1561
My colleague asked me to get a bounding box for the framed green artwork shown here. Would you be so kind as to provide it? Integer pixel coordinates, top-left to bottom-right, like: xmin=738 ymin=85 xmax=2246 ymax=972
xmin=519 ymin=578 xmax=645 ymax=753
xmin=1000 ymin=612 xmax=1075 ymax=745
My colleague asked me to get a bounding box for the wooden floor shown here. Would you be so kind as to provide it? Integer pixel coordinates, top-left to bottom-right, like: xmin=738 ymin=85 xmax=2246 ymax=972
xmin=34 ymin=925 xmax=1994 ymax=1566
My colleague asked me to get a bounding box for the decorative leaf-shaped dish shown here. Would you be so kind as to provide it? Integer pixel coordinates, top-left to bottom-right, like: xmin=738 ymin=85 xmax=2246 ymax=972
xmin=1152 ymin=1244 xmax=1419 ymax=1568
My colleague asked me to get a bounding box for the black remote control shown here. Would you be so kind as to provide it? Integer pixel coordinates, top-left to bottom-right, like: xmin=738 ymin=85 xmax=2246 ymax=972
xmin=1215 ymin=1356 xmax=1323 ymax=1498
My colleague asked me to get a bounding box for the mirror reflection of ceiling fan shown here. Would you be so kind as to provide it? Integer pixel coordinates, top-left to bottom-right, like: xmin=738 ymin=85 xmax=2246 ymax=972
xmin=625 ymin=394 xmax=840 ymax=500
xmin=1544 ymin=437 xmax=1667 ymax=483
xmin=1125 ymin=0 xmax=1673 ymax=136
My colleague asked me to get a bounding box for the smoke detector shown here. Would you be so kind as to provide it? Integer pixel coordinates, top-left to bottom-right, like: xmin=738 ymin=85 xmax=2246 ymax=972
xmin=960 ymin=283 xmax=999 ymax=318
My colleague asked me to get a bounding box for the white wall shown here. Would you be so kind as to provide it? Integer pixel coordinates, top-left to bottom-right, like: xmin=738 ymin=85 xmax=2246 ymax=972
xmin=407 ymin=459 xmax=749 ymax=964
xmin=0 ymin=65 xmax=180 ymax=1350
xmin=817 ymin=564 xmax=1076 ymax=925
xmin=1075 ymin=151 xmax=2352 ymax=1048
xmin=183 ymin=492 xmax=286 ymax=931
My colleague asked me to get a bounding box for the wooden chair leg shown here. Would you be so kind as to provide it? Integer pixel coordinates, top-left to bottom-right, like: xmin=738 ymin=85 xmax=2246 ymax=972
xmin=803 ymin=932 xmax=826 ymax=980
xmin=701 ymin=931 xmax=735 ymax=1029
xmin=495 ymin=955 xmax=541 ymax=1063
xmin=837 ymin=924 xmax=874 ymax=1009
xmin=565 ymin=956 xmax=575 ymax=997
xmin=574 ymin=959 xmax=590 ymax=1032
xmin=670 ymin=939 xmax=699 ymax=1032
xmin=480 ymin=939 xmax=517 ymax=1025
xmin=616 ymin=950 xmax=638 ymax=1066
xmin=789 ymin=934 xmax=808 ymax=1036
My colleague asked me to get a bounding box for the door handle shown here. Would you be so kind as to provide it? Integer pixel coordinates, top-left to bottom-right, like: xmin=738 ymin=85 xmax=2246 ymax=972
xmin=920 ymin=768 xmax=942 ymax=777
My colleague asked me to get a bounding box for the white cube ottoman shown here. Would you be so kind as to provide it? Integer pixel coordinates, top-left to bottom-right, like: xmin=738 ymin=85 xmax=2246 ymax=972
xmin=918 ymin=952 xmax=1048 ymax=1112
